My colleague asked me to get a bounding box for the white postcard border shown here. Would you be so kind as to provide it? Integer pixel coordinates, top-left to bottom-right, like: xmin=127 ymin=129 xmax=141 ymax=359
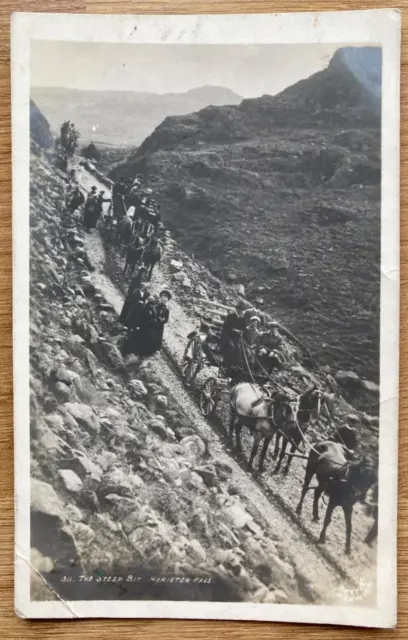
xmin=11 ymin=8 xmax=400 ymax=627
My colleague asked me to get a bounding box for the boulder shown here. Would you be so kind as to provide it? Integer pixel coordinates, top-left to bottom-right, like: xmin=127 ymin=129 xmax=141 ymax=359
xmin=31 ymin=547 xmax=54 ymax=574
xmin=98 ymin=468 xmax=136 ymax=500
xmin=79 ymin=489 xmax=100 ymax=513
xmin=31 ymin=478 xmax=64 ymax=519
xmin=188 ymin=539 xmax=207 ymax=564
xmin=193 ymin=465 xmax=219 ymax=488
xmin=58 ymin=469 xmax=83 ymax=493
xmin=234 ymin=284 xmax=246 ymax=297
xmin=334 ymin=370 xmax=361 ymax=388
xmin=263 ymin=589 xmax=288 ymax=604
xmin=54 ymin=381 xmax=72 ymax=402
xmin=55 ymin=365 xmax=80 ymax=387
xmin=182 ymin=277 xmax=192 ymax=289
xmin=92 ymin=340 xmax=124 ymax=371
xmin=360 ymin=379 xmax=380 ymax=394
xmin=155 ymin=394 xmax=168 ymax=409
xmin=214 ymin=460 xmax=234 ymax=480
xmin=35 ymin=424 xmax=69 ymax=459
xmin=44 ymin=413 xmax=64 ymax=433
xmin=222 ymin=503 xmax=253 ymax=529
xmin=362 ymin=413 xmax=379 ymax=429
xmin=170 ymin=259 xmax=183 ymax=271
xmin=71 ymin=521 xmax=95 ymax=546
xmin=62 ymin=402 xmax=100 ymax=434
xmin=179 ymin=435 xmax=207 ymax=462
xmin=59 ymin=453 xmax=102 ymax=481
xmin=241 ymin=537 xmax=267 ymax=568
xmin=158 ymin=458 xmax=181 ymax=482
xmin=71 ymin=317 xmax=99 ymax=345
xmin=124 ymin=354 xmax=141 ymax=375
xmin=30 ymin=549 xmax=58 ymax=602
xmin=64 ymin=504 xmax=85 ymax=523
xmin=196 ymin=284 xmax=208 ymax=298
xmin=104 ymin=494 xmax=140 ymax=519
xmin=128 ymin=379 xmax=148 ymax=399
xmin=122 ymin=505 xmax=157 ymax=535
xmin=149 ymin=419 xmax=169 ymax=440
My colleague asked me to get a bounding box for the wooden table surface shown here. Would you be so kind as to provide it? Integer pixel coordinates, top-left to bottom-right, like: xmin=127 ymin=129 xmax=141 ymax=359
xmin=0 ymin=0 xmax=405 ymax=637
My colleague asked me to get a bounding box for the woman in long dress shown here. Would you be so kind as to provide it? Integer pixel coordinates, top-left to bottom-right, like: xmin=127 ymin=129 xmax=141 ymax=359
xmin=135 ymin=289 xmax=171 ymax=358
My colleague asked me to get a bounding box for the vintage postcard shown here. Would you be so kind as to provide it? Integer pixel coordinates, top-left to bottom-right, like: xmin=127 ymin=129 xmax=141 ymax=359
xmin=11 ymin=9 xmax=400 ymax=627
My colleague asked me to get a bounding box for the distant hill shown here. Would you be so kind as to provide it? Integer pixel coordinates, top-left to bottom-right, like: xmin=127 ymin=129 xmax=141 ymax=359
xmin=30 ymin=85 xmax=242 ymax=147
xmin=110 ymin=46 xmax=382 ymax=381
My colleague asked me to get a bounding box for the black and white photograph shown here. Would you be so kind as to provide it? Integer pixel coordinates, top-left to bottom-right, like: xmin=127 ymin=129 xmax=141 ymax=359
xmin=12 ymin=10 xmax=400 ymax=627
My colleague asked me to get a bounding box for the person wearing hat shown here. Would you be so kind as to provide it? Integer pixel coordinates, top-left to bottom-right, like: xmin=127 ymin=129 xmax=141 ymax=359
xmin=83 ymin=186 xmax=98 ymax=232
xmin=220 ymin=299 xmax=247 ymax=374
xmin=67 ymin=187 xmax=85 ymax=221
xmin=258 ymin=324 xmax=285 ymax=374
xmin=244 ymin=316 xmax=262 ymax=345
xmin=243 ymin=298 xmax=266 ymax=328
xmin=95 ymin=189 xmax=111 ymax=220
xmin=136 ymin=288 xmax=171 ymax=357
xmin=119 ymin=267 xmax=149 ymax=325
xmin=242 ymin=316 xmax=263 ymax=373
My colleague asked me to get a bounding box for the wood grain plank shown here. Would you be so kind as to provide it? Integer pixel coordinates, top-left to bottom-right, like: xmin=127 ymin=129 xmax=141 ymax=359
xmin=0 ymin=0 xmax=405 ymax=637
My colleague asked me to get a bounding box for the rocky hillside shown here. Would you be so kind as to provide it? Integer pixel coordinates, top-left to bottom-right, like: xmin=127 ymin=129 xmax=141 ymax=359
xmin=29 ymin=147 xmax=329 ymax=605
xmin=110 ymin=46 xmax=381 ymax=382
xmin=31 ymin=85 xmax=242 ymax=147
xmin=30 ymin=99 xmax=53 ymax=150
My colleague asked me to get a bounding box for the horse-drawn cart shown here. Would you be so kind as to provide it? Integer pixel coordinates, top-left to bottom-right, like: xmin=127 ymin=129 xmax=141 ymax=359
xmin=181 ymin=298 xmax=233 ymax=417
xmin=181 ymin=298 xmax=273 ymax=419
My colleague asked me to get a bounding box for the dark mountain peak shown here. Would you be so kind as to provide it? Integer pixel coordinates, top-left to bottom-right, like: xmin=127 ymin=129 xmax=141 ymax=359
xmin=272 ymin=45 xmax=381 ymax=117
xmin=328 ymin=46 xmax=381 ymax=104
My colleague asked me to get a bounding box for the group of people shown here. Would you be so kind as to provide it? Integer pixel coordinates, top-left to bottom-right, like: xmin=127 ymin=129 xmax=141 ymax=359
xmin=63 ymin=172 xmax=111 ymax=234
xmin=112 ymin=175 xmax=161 ymax=235
xmin=61 ymin=167 xmax=171 ymax=359
xmin=58 ymin=121 xmax=80 ymax=157
xmin=83 ymin=185 xmax=111 ymax=233
xmin=217 ymin=298 xmax=286 ymax=379
xmin=118 ymin=265 xmax=172 ymax=358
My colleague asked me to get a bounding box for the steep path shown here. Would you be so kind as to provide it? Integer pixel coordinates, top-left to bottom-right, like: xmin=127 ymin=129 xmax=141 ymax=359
xmin=75 ymin=163 xmax=376 ymax=607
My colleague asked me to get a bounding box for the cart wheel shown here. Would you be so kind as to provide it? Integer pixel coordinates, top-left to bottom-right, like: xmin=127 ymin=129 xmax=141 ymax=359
xmin=181 ymin=335 xmax=202 ymax=385
xmin=200 ymin=377 xmax=219 ymax=417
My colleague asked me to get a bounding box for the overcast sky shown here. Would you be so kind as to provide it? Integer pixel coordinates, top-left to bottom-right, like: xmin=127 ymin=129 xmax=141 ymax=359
xmin=30 ymin=41 xmax=348 ymax=98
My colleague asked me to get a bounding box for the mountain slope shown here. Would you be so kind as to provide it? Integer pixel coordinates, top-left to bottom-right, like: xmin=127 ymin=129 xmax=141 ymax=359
xmin=30 ymin=99 xmax=53 ymax=150
xmin=30 ymin=85 xmax=243 ymax=147
xmin=110 ymin=47 xmax=381 ymax=381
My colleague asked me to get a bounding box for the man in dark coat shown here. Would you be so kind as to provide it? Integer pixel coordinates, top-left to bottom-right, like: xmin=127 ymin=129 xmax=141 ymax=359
xmin=112 ymin=179 xmax=127 ymax=217
xmin=67 ymin=186 xmax=85 ymax=213
xmin=83 ymin=186 xmax=98 ymax=232
xmin=220 ymin=299 xmax=247 ymax=372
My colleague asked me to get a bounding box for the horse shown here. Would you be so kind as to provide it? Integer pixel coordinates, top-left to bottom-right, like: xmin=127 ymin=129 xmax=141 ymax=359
xmin=142 ymin=236 xmax=164 ymax=281
xmin=114 ymin=214 xmax=133 ymax=253
xmin=272 ymin=382 xmax=324 ymax=475
xmin=229 ymin=382 xmax=299 ymax=473
xmin=295 ymin=441 xmax=375 ymax=555
xmin=123 ymin=235 xmax=145 ymax=276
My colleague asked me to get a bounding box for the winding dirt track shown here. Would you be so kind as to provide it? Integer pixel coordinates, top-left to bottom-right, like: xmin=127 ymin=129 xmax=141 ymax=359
xmin=75 ymin=163 xmax=377 ymax=607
